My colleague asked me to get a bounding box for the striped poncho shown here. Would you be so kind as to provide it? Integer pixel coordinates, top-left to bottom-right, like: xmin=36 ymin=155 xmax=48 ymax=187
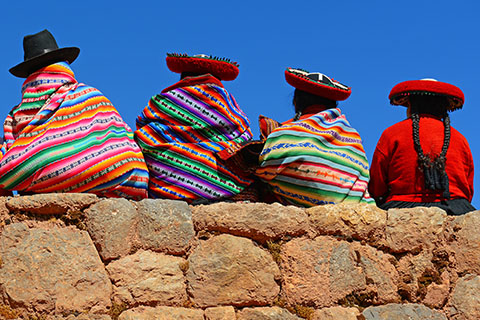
xmin=0 ymin=62 xmax=149 ymax=199
xmin=256 ymin=108 xmax=373 ymax=207
xmin=135 ymin=74 xmax=253 ymax=202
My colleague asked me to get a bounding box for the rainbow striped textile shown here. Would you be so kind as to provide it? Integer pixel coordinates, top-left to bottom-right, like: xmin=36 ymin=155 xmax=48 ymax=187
xmin=135 ymin=74 xmax=253 ymax=202
xmin=0 ymin=62 xmax=149 ymax=199
xmin=255 ymin=108 xmax=374 ymax=207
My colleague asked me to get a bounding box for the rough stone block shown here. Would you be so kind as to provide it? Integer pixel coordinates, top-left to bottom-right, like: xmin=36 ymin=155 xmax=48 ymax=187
xmin=118 ymin=306 xmax=203 ymax=319
xmin=85 ymin=199 xmax=137 ymax=261
xmin=385 ymin=207 xmax=447 ymax=253
xmin=312 ymin=306 xmax=361 ymax=320
xmin=204 ymin=306 xmax=236 ymax=320
xmin=447 ymin=211 xmax=480 ymax=275
xmin=0 ymin=223 xmax=112 ymax=315
xmin=136 ymin=199 xmax=194 ymax=255
xmin=192 ymin=202 xmax=309 ymax=243
xmin=447 ymin=274 xmax=480 ymax=320
xmin=236 ymin=307 xmax=302 ymax=319
xmin=306 ymin=202 xmax=386 ymax=245
xmin=5 ymin=193 xmax=98 ymax=215
xmin=106 ymin=250 xmax=187 ymax=306
xmin=362 ymin=303 xmax=447 ymax=319
xmin=187 ymin=234 xmax=280 ymax=307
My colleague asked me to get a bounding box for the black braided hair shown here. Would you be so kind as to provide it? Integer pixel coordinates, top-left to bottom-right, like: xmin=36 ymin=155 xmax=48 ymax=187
xmin=410 ymin=94 xmax=451 ymax=198
xmin=292 ymin=89 xmax=338 ymax=120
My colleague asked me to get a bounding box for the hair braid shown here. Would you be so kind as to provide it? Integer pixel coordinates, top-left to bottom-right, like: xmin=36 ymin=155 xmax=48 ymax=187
xmin=410 ymin=104 xmax=451 ymax=199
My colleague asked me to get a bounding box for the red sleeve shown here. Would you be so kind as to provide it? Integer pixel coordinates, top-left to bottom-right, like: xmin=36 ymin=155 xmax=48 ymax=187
xmin=369 ymin=135 xmax=390 ymax=201
xmin=466 ymin=144 xmax=474 ymax=202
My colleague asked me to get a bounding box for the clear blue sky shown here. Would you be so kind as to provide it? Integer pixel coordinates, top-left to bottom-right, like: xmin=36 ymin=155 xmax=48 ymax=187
xmin=1 ymin=1 xmax=480 ymax=207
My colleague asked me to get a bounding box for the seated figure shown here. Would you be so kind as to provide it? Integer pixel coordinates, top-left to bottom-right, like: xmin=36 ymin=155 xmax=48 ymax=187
xmin=255 ymin=68 xmax=373 ymax=206
xmin=369 ymin=79 xmax=475 ymax=215
xmin=0 ymin=30 xmax=149 ymax=199
xmin=135 ymin=53 xmax=253 ymax=202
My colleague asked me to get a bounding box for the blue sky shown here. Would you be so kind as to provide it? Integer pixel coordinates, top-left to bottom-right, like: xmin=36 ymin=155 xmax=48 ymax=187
xmin=1 ymin=1 xmax=480 ymax=207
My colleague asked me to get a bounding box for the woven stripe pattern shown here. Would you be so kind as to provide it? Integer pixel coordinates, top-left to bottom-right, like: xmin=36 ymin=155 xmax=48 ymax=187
xmin=0 ymin=62 xmax=149 ymax=199
xmin=135 ymin=75 xmax=253 ymax=201
xmin=256 ymin=108 xmax=374 ymax=206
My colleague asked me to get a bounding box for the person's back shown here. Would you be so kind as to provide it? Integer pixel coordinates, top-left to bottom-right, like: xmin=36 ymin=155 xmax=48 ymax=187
xmin=369 ymin=78 xmax=475 ymax=215
xmin=135 ymin=53 xmax=253 ymax=203
xmin=255 ymin=68 xmax=373 ymax=207
xmin=0 ymin=29 xmax=149 ymax=199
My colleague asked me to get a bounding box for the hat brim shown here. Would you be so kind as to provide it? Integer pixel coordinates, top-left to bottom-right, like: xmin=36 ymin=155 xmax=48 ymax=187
xmin=389 ymin=80 xmax=464 ymax=111
xmin=285 ymin=68 xmax=351 ymax=101
xmin=9 ymin=47 xmax=80 ymax=78
xmin=166 ymin=55 xmax=239 ymax=81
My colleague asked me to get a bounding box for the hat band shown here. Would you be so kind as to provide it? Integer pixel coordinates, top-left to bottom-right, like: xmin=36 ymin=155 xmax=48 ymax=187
xmin=24 ymin=48 xmax=56 ymax=61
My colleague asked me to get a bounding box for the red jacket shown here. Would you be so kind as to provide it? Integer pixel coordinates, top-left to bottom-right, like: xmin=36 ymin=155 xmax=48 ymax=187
xmin=369 ymin=115 xmax=474 ymax=203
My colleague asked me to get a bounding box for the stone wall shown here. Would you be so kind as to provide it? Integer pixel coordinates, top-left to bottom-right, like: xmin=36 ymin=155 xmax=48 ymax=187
xmin=0 ymin=194 xmax=479 ymax=320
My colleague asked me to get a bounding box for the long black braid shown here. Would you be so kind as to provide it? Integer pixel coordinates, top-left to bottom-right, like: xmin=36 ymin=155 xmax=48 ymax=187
xmin=410 ymin=94 xmax=451 ymax=199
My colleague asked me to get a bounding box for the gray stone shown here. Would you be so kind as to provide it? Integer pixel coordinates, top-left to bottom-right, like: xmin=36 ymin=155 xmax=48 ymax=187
xmin=0 ymin=223 xmax=112 ymax=314
xmin=118 ymin=306 xmax=204 ymax=319
xmin=106 ymin=250 xmax=187 ymax=306
xmin=362 ymin=303 xmax=447 ymax=319
xmin=192 ymin=202 xmax=309 ymax=243
xmin=5 ymin=193 xmax=98 ymax=215
xmin=136 ymin=199 xmax=194 ymax=255
xmin=187 ymin=234 xmax=280 ymax=307
xmin=85 ymin=199 xmax=137 ymax=261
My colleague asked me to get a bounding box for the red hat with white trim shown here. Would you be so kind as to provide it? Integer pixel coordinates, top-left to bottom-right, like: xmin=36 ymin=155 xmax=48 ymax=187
xmin=389 ymin=78 xmax=464 ymax=111
xmin=166 ymin=53 xmax=239 ymax=81
xmin=284 ymin=68 xmax=351 ymax=101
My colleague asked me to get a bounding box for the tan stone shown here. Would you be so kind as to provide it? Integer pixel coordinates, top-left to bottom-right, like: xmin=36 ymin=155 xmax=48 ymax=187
xmin=106 ymin=250 xmax=187 ymax=306
xmin=396 ymin=251 xmax=435 ymax=301
xmin=5 ymin=193 xmax=98 ymax=215
xmin=187 ymin=234 xmax=280 ymax=307
xmin=236 ymin=307 xmax=302 ymax=319
xmin=447 ymin=211 xmax=480 ymax=275
xmin=280 ymin=236 xmax=365 ymax=307
xmin=205 ymin=306 xmax=236 ymax=320
xmin=192 ymin=202 xmax=309 ymax=243
xmin=306 ymin=202 xmax=386 ymax=245
xmin=423 ymin=271 xmax=450 ymax=308
xmin=0 ymin=223 xmax=112 ymax=314
xmin=385 ymin=207 xmax=447 ymax=253
xmin=118 ymin=306 xmax=203 ymax=320
xmin=312 ymin=306 xmax=361 ymax=320
xmin=447 ymin=274 xmax=480 ymax=320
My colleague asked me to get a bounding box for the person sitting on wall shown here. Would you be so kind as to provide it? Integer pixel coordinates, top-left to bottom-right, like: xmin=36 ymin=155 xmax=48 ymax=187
xmin=134 ymin=53 xmax=254 ymax=203
xmin=369 ymin=78 xmax=475 ymax=215
xmin=255 ymin=68 xmax=374 ymax=207
xmin=0 ymin=29 xmax=149 ymax=199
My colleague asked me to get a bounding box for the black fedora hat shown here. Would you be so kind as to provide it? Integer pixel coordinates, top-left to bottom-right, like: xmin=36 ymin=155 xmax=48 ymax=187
xmin=9 ymin=29 xmax=80 ymax=78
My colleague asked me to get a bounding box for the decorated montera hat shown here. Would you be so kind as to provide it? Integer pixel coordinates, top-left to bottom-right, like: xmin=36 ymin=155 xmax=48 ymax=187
xmin=389 ymin=79 xmax=464 ymax=111
xmin=9 ymin=29 xmax=80 ymax=78
xmin=284 ymin=68 xmax=351 ymax=101
xmin=166 ymin=53 xmax=239 ymax=81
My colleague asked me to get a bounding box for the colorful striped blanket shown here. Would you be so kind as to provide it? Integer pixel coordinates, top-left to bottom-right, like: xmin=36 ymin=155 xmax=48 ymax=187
xmin=135 ymin=74 xmax=253 ymax=202
xmin=255 ymin=108 xmax=373 ymax=207
xmin=0 ymin=62 xmax=149 ymax=199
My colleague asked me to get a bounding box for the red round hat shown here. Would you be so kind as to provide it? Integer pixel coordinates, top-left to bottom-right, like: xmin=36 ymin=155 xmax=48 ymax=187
xmin=166 ymin=53 xmax=239 ymax=81
xmin=284 ymin=68 xmax=351 ymax=101
xmin=389 ymin=79 xmax=464 ymax=111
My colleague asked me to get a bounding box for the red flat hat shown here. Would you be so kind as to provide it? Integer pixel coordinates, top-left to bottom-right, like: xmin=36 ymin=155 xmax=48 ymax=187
xmin=284 ymin=68 xmax=351 ymax=101
xmin=166 ymin=53 xmax=239 ymax=81
xmin=389 ymin=79 xmax=464 ymax=111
